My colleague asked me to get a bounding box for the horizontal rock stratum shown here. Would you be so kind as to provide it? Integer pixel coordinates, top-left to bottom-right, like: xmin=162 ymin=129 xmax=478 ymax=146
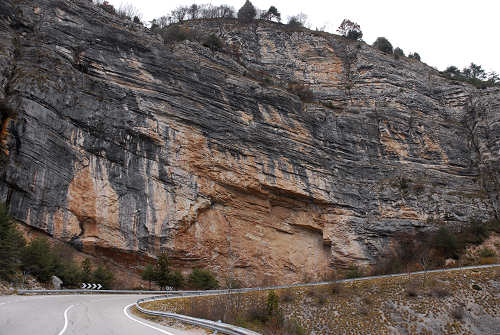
xmin=0 ymin=0 xmax=499 ymax=285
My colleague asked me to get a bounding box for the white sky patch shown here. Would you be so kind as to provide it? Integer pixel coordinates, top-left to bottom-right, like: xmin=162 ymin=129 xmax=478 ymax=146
xmin=105 ymin=0 xmax=500 ymax=73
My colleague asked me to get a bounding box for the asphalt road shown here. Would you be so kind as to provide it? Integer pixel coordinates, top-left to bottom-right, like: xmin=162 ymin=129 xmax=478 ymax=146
xmin=1 ymin=264 xmax=498 ymax=335
xmin=0 ymin=294 xmax=192 ymax=335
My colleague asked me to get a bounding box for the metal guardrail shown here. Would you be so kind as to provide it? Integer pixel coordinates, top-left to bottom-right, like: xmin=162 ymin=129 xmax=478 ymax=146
xmin=135 ymin=302 xmax=261 ymax=335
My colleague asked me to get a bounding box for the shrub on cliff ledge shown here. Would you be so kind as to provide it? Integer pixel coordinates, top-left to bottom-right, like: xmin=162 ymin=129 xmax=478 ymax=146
xmin=203 ymin=34 xmax=224 ymax=52
xmin=237 ymin=0 xmax=257 ymax=23
xmin=373 ymin=37 xmax=393 ymax=54
xmin=162 ymin=25 xmax=199 ymax=44
xmin=287 ymin=82 xmax=314 ymax=102
xmin=394 ymin=47 xmax=405 ymax=59
xmin=408 ymin=52 xmax=421 ymax=61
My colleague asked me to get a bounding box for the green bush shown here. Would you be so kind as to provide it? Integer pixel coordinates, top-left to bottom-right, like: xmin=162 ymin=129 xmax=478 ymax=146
xmin=80 ymin=258 xmax=93 ymax=283
xmin=266 ymin=290 xmax=279 ymax=316
xmin=167 ymin=270 xmax=185 ymax=289
xmin=408 ymin=52 xmax=421 ymax=61
xmin=153 ymin=253 xmax=170 ymax=290
xmin=92 ymin=265 xmax=114 ymax=289
xmin=462 ymin=220 xmax=490 ymax=245
xmin=54 ymin=260 xmax=82 ymax=288
xmin=162 ymin=25 xmax=198 ymax=44
xmin=0 ymin=203 xmax=26 ymax=280
xmin=345 ymin=264 xmax=362 ymax=279
xmin=432 ymin=227 xmax=459 ymax=259
xmin=373 ymin=37 xmax=393 ymax=54
xmin=337 ymin=19 xmax=363 ymax=41
xmin=479 ymin=248 xmax=496 ymax=258
xmin=141 ymin=263 xmax=155 ymax=289
xmin=21 ymin=238 xmax=56 ymax=283
xmin=188 ymin=268 xmax=219 ymax=290
xmin=394 ymin=47 xmax=405 ymax=59
xmin=203 ymin=34 xmax=224 ymax=52
xmin=286 ymin=16 xmax=303 ymax=29
xmin=237 ymin=0 xmax=256 ymax=24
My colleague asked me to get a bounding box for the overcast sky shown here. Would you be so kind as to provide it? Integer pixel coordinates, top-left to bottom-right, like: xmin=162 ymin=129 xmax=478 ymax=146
xmin=106 ymin=0 xmax=499 ymax=73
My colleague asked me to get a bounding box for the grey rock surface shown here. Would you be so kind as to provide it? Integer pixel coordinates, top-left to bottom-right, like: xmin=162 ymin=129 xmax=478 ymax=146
xmin=0 ymin=0 xmax=498 ymax=284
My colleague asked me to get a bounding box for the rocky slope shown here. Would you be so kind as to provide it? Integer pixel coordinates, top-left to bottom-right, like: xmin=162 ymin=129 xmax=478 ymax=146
xmin=0 ymin=0 xmax=499 ymax=285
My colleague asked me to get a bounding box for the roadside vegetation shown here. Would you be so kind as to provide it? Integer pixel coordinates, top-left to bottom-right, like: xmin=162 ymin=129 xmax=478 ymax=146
xmin=370 ymin=220 xmax=500 ymax=277
xmin=141 ymin=254 xmax=219 ymax=290
xmin=142 ymin=267 xmax=500 ymax=334
xmin=0 ymin=203 xmax=113 ymax=289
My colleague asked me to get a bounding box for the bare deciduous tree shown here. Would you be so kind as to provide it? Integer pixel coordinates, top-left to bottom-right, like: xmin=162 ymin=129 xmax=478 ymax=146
xmin=117 ymin=2 xmax=142 ymax=20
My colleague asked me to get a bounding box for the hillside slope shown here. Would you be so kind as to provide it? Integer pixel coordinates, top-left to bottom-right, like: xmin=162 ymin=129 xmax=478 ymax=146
xmin=0 ymin=0 xmax=499 ymax=285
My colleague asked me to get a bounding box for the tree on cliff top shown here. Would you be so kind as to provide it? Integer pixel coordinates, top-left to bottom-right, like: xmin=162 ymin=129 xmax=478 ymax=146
xmin=262 ymin=6 xmax=281 ymax=22
xmin=0 ymin=203 xmax=26 ymax=280
xmin=237 ymin=0 xmax=256 ymax=23
xmin=373 ymin=37 xmax=393 ymax=54
xmin=337 ymin=19 xmax=363 ymax=41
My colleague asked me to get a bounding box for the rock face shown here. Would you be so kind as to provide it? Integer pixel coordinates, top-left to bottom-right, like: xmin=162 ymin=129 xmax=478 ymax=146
xmin=0 ymin=0 xmax=499 ymax=285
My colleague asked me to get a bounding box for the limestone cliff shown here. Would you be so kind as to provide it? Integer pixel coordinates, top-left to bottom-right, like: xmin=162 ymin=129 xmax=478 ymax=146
xmin=0 ymin=0 xmax=499 ymax=285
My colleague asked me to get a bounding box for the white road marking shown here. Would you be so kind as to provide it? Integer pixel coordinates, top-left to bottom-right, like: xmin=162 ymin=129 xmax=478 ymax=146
xmin=57 ymin=305 xmax=74 ymax=335
xmin=123 ymin=303 xmax=176 ymax=335
xmin=0 ymin=303 xmax=5 ymax=306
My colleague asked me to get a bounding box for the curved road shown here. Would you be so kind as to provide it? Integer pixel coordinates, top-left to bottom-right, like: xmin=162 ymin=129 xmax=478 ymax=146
xmin=0 ymin=294 xmax=190 ymax=335
xmin=1 ymin=264 xmax=498 ymax=335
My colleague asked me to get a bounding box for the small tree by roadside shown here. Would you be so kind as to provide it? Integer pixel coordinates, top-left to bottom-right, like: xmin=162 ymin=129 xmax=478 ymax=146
xmin=167 ymin=270 xmax=185 ymax=290
xmin=93 ymin=265 xmax=114 ymax=289
xmin=153 ymin=253 xmax=170 ymax=290
xmin=0 ymin=203 xmax=26 ymax=281
xmin=188 ymin=268 xmax=219 ymax=290
xmin=266 ymin=290 xmax=279 ymax=316
xmin=81 ymin=258 xmax=92 ymax=283
xmin=141 ymin=264 xmax=155 ymax=290
xmin=21 ymin=238 xmax=55 ymax=283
